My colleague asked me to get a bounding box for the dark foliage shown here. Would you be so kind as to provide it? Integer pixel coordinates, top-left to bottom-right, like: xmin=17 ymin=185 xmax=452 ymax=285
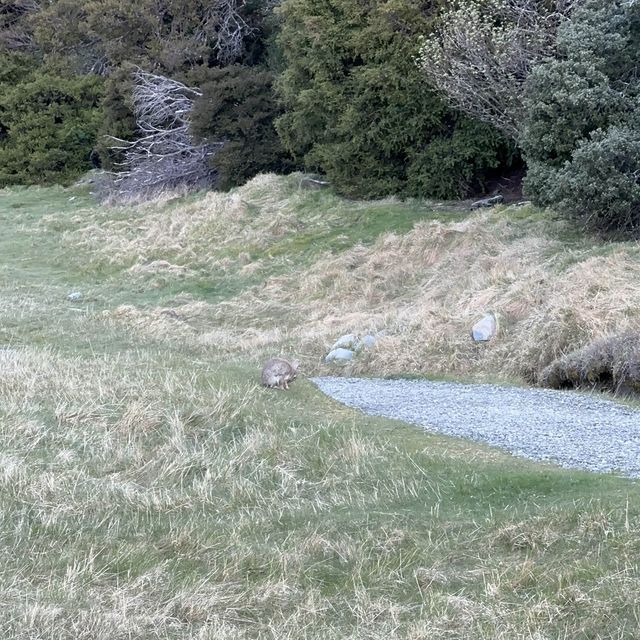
xmin=275 ymin=0 xmax=513 ymax=199
xmin=93 ymin=65 xmax=137 ymax=170
xmin=522 ymin=0 xmax=640 ymax=235
xmin=190 ymin=64 xmax=294 ymax=190
xmin=0 ymin=58 xmax=103 ymax=186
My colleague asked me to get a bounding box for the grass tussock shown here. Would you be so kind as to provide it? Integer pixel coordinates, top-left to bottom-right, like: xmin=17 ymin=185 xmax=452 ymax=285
xmin=4 ymin=175 xmax=640 ymax=637
xmin=541 ymin=331 xmax=640 ymax=395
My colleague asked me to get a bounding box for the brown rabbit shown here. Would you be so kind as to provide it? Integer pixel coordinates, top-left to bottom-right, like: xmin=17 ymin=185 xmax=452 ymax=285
xmin=261 ymin=357 xmax=300 ymax=390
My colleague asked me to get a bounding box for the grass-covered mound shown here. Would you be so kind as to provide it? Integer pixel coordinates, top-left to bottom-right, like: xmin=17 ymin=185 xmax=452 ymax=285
xmin=45 ymin=173 xmax=640 ymax=385
xmin=541 ymin=332 xmax=640 ymax=395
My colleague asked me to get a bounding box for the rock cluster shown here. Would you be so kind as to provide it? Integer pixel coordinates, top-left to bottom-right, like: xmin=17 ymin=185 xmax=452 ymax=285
xmin=324 ymin=333 xmax=378 ymax=363
xmin=324 ymin=314 xmax=498 ymax=366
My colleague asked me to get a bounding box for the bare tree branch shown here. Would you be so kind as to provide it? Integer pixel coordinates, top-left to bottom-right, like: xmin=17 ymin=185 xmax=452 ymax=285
xmin=102 ymin=69 xmax=221 ymax=202
xmin=210 ymin=0 xmax=253 ymax=64
xmin=417 ymin=0 xmax=584 ymax=141
xmin=0 ymin=0 xmax=40 ymax=52
xmin=158 ymin=0 xmax=255 ymax=65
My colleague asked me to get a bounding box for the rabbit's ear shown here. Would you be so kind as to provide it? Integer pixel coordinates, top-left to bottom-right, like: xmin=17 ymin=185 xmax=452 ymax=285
xmin=291 ymin=359 xmax=300 ymax=371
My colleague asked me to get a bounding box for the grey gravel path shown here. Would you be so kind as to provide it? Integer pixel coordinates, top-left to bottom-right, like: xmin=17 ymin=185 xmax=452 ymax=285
xmin=311 ymin=377 xmax=640 ymax=477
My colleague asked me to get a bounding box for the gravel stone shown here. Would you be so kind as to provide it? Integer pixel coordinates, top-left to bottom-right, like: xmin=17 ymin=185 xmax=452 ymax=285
xmin=311 ymin=377 xmax=640 ymax=477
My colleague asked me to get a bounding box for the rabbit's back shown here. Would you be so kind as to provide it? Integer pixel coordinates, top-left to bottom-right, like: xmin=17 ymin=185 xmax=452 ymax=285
xmin=261 ymin=358 xmax=297 ymax=388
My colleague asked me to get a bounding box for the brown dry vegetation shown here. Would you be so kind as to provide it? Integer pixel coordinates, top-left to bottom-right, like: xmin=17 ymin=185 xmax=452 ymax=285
xmin=55 ymin=173 xmax=640 ymax=386
xmin=541 ymin=331 xmax=640 ymax=395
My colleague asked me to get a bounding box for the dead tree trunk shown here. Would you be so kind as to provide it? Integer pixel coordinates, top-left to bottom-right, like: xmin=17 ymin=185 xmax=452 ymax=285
xmin=103 ymin=69 xmax=221 ymax=202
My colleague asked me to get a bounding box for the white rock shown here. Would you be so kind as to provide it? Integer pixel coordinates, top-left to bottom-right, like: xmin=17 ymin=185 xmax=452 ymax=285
xmin=471 ymin=313 xmax=497 ymax=342
xmin=67 ymin=292 xmax=83 ymax=302
xmin=325 ymin=348 xmax=355 ymax=363
xmin=361 ymin=335 xmax=377 ymax=349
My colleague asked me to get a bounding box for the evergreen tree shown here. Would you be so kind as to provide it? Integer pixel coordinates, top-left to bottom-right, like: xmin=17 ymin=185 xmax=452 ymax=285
xmin=522 ymin=0 xmax=640 ymax=235
xmin=0 ymin=58 xmax=103 ymax=186
xmin=190 ymin=64 xmax=293 ymax=190
xmin=275 ymin=0 xmax=512 ymax=199
xmin=93 ymin=65 xmax=137 ymax=170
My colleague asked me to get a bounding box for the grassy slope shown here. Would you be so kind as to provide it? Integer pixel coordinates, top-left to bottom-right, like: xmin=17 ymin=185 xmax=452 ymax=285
xmin=1 ymin=176 xmax=640 ymax=638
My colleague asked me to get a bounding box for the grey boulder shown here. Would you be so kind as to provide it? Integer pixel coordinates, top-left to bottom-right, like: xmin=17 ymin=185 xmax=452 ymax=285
xmin=325 ymin=348 xmax=355 ymax=363
xmin=471 ymin=313 xmax=497 ymax=342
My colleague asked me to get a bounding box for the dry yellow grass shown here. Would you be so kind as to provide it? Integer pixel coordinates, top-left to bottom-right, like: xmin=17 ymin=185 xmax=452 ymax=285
xmin=57 ymin=174 xmax=640 ymax=385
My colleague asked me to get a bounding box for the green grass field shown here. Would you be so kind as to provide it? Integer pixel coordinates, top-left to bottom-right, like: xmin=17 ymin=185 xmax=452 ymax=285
xmin=1 ymin=177 xmax=640 ymax=638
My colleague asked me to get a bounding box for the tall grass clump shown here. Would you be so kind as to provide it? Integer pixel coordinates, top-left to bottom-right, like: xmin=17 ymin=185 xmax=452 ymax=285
xmin=541 ymin=332 xmax=640 ymax=395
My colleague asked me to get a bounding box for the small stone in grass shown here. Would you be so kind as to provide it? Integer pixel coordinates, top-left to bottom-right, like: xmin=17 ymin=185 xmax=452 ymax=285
xmin=471 ymin=313 xmax=497 ymax=342
xmin=325 ymin=348 xmax=355 ymax=363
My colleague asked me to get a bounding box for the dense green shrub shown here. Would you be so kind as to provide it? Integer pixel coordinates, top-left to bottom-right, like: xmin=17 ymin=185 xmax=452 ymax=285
xmin=190 ymin=65 xmax=293 ymax=190
xmin=406 ymin=119 xmax=516 ymax=200
xmin=93 ymin=66 xmax=137 ymax=170
xmin=275 ymin=0 xmax=513 ymax=199
xmin=521 ymin=0 xmax=640 ymax=235
xmin=0 ymin=61 xmax=103 ymax=186
xmin=0 ymin=0 xmax=523 ymax=195
xmin=529 ymin=127 xmax=640 ymax=235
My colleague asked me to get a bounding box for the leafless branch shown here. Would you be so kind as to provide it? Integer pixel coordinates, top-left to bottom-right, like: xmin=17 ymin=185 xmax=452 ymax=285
xmin=417 ymin=0 xmax=584 ymax=140
xmin=0 ymin=0 xmax=40 ymax=19
xmin=0 ymin=27 xmax=34 ymax=50
xmin=210 ymin=0 xmax=253 ymax=64
xmin=159 ymin=0 xmax=254 ymax=65
xmin=103 ymin=69 xmax=221 ymax=202
xmin=0 ymin=0 xmax=40 ymax=51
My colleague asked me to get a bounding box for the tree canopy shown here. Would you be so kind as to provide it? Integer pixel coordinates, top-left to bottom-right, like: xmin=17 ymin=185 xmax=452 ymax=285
xmin=275 ymin=0 xmax=512 ymax=199
xmin=1 ymin=0 xmax=637 ymax=238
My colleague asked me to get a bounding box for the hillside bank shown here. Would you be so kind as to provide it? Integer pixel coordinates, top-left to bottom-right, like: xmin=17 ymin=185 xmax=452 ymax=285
xmin=1 ymin=176 xmax=640 ymax=637
xmin=50 ymin=173 xmax=640 ymax=388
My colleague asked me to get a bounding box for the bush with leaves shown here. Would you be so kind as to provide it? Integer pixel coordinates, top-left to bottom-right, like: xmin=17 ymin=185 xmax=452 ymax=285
xmin=521 ymin=0 xmax=640 ymax=235
xmin=417 ymin=0 xmax=581 ymax=142
xmin=30 ymin=0 xmax=262 ymax=75
xmin=190 ymin=64 xmax=293 ymax=191
xmin=275 ymin=0 xmax=513 ymax=199
xmin=93 ymin=65 xmax=137 ymax=170
xmin=0 ymin=60 xmax=103 ymax=186
xmin=527 ymin=127 xmax=640 ymax=235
